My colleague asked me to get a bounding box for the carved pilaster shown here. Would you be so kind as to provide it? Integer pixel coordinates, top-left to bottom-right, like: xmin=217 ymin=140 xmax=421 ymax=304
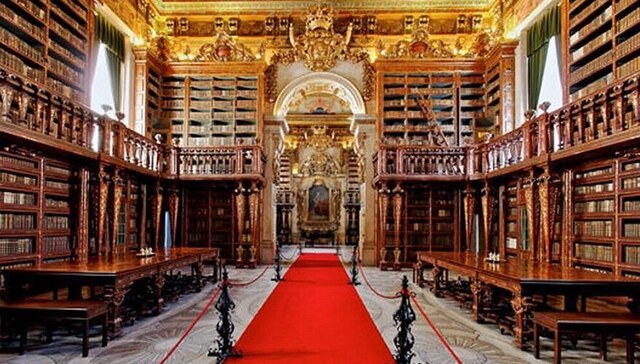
xmin=481 ymin=184 xmax=495 ymax=253
xmin=463 ymin=186 xmax=477 ymax=252
xmin=537 ymin=171 xmax=561 ymax=262
xmin=167 ymin=185 xmax=180 ymax=246
xmin=392 ymin=184 xmax=403 ymax=267
xmin=522 ymin=178 xmax=536 ymax=259
xmin=152 ymin=182 xmax=163 ymax=252
xmin=510 ymin=294 xmax=532 ymax=349
xmin=76 ymin=168 xmax=90 ymax=261
xmin=110 ymin=172 xmax=125 ymax=255
xmin=378 ymin=183 xmax=390 ymax=251
xmin=248 ymin=181 xmax=260 ymax=259
xmin=97 ymin=167 xmax=111 ymax=256
xmin=0 ymin=84 xmax=15 ymax=122
xmin=235 ymin=183 xmax=246 ymax=251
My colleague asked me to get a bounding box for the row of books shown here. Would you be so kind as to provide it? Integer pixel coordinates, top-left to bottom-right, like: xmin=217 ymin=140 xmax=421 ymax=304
xmin=0 ymin=191 xmax=36 ymax=205
xmin=575 ymin=182 xmax=613 ymax=194
xmin=0 ymin=171 xmax=37 ymax=186
xmin=42 ymin=236 xmax=70 ymax=252
xmin=622 ymin=177 xmax=640 ymax=189
xmin=623 ymin=222 xmax=640 ymax=238
xmin=575 ymin=166 xmax=612 ymax=179
xmin=574 ymin=242 xmax=613 ymax=262
xmin=615 ymin=31 xmax=640 ymax=60
xmin=0 ymin=25 xmax=45 ymax=64
xmin=0 ymin=238 xmax=33 ymax=255
xmin=574 ymin=199 xmax=614 ymax=213
xmin=0 ymin=3 xmax=46 ymax=41
xmin=569 ymin=50 xmax=612 ymax=85
xmin=570 ymin=6 xmax=611 ymax=46
xmin=616 ymin=6 xmax=640 ymax=34
xmin=0 ymin=213 xmax=35 ymax=229
xmin=574 ymin=220 xmax=613 ymax=237
xmin=43 ymin=215 xmax=69 ymax=229
xmin=623 ymin=199 xmax=640 ymax=212
xmin=45 ymin=180 xmax=70 ymax=190
xmin=624 ymin=245 xmax=640 ymax=265
xmin=570 ymin=0 xmax=610 ymax=31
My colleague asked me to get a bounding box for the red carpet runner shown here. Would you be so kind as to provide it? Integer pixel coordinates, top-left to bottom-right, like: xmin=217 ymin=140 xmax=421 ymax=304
xmin=227 ymin=253 xmax=395 ymax=363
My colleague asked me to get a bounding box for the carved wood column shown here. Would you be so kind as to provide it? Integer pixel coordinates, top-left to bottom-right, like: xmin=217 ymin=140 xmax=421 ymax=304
xmin=97 ymin=166 xmax=110 ymax=256
xmin=248 ymin=181 xmax=261 ymax=263
xmin=463 ymin=186 xmax=477 ymax=252
xmin=235 ymin=182 xmax=246 ymax=262
xmin=481 ymin=183 xmax=494 ymax=254
xmin=166 ymin=184 xmax=180 ymax=248
xmin=76 ymin=167 xmax=90 ymax=262
xmin=151 ymin=182 xmax=163 ymax=252
xmin=110 ymin=171 xmax=124 ymax=256
xmin=392 ymin=184 xmax=403 ymax=267
xmin=378 ymin=183 xmax=390 ymax=264
xmin=562 ymin=170 xmax=574 ymax=267
xmin=537 ymin=170 xmax=561 ymax=262
xmin=522 ymin=177 xmax=537 ymax=260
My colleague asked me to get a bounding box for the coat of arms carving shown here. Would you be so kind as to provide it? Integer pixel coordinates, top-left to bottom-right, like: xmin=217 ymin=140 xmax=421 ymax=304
xmin=289 ymin=5 xmax=352 ymax=71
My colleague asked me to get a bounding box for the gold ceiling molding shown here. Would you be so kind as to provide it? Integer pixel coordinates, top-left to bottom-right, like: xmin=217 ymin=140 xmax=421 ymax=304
xmin=194 ymin=31 xmax=256 ymax=61
xmin=150 ymin=0 xmax=493 ymax=15
xmin=377 ymin=27 xmax=499 ymax=58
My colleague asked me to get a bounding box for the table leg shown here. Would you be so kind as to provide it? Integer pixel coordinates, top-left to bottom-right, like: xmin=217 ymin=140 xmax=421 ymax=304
xmin=471 ymin=280 xmax=484 ymax=322
xmin=431 ymin=266 xmax=442 ymax=297
xmin=511 ymin=294 xmax=532 ymax=349
xmin=153 ymin=274 xmax=166 ymax=315
xmin=533 ymin=322 xmax=540 ymax=359
xmin=554 ymin=330 xmax=561 ymax=364
xmin=194 ymin=260 xmax=205 ymax=291
xmin=104 ymin=285 xmax=128 ymax=338
xmin=626 ymin=335 xmax=634 ymax=364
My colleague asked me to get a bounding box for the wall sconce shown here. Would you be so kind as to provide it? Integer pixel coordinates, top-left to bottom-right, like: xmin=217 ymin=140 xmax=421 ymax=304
xmin=265 ymin=17 xmax=275 ymax=33
xmin=214 ymin=17 xmax=225 ymax=32
xmin=457 ymin=15 xmax=467 ymax=33
xmin=365 ymin=16 xmax=377 ymax=33
xmin=279 ymin=17 xmax=290 ymax=35
xmin=418 ymin=15 xmax=430 ymax=29
xmin=166 ymin=18 xmax=175 ymax=35
xmin=404 ymin=15 xmax=414 ymax=33
xmin=472 ymin=15 xmax=482 ymax=33
xmin=228 ymin=17 xmax=239 ymax=35
xmin=351 ymin=16 xmax=362 ymax=33
xmin=178 ymin=17 xmax=189 ymax=33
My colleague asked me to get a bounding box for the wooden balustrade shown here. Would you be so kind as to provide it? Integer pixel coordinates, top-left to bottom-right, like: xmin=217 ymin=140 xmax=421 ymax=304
xmin=0 ymin=69 xmax=265 ymax=180
xmin=176 ymin=145 xmax=265 ymax=177
xmin=375 ymin=145 xmax=467 ymax=179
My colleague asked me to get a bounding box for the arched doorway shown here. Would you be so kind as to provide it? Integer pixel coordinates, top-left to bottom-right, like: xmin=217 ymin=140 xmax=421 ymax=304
xmin=272 ymin=73 xmax=365 ymax=247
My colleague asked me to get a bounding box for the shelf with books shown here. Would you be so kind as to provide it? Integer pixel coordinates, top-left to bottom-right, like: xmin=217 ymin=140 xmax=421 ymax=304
xmin=183 ymin=185 xmax=234 ymax=259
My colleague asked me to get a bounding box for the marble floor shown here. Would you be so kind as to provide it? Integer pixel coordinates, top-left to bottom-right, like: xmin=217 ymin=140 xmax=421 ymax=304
xmin=0 ymin=247 xmax=634 ymax=363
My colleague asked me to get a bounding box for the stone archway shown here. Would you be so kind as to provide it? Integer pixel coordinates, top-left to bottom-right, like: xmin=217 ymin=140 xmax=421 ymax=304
xmin=272 ymin=72 xmax=366 ymax=248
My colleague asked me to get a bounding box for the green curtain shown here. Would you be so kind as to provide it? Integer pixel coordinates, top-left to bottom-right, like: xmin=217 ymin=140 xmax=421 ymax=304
xmin=94 ymin=14 xmax=125 ymax=113
xmin=527 ymin=4 xmax=561 ymax=110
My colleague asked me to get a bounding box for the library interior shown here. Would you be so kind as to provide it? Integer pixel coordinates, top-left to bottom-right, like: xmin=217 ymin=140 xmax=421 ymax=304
xmin=0 ymin=0 xmax=640 ymax=362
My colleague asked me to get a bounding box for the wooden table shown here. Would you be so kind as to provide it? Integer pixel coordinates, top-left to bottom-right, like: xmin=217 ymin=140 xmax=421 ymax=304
xmin=3 ymin=247 xmax=219 ymax=336
xmin=417 ymin=251 xmax=640 ymax=348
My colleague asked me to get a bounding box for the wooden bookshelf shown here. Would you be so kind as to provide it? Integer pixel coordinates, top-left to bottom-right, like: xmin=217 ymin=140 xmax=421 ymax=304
xmin=133 ymin=50 xmax=163 ymax=139
xmin=377 ymin=60 xmax=485 ymax=147
xmin=0 ymin=150 xmax=78 ymax=269
xmin=387 ymin=186 xmax=460 ymax=265
xmin=503 ymin=183 xmax=520 ymax=256
xmin=484 ymin=42 xmax=517 ymax=134
xmin=153 ymin=64 xmax=264 ymax=147
xmin=182 ymin=184 xmax=235 ymax=259
xmin=566 ymin=0 xmax=640 ymax=102
xmin=0 ymin=0 xmax=90 ymax=103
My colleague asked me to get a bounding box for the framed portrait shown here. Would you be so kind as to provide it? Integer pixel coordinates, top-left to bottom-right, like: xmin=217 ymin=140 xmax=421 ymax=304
xmin=308 ymin=185 xmax=330 ymax=221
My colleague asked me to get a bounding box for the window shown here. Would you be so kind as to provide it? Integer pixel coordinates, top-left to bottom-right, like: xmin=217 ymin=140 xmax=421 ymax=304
xmin=536 ymin=36 xmax=562 ymax=112
xmin=90 ymin=44 xmax=116 ymax=118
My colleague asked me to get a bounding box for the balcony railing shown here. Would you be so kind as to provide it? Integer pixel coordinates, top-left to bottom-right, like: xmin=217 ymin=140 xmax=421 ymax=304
xmin=374 ymin=145 xmax=468 ymax=180
xmin=0 ymin=69 xmax=265 ymax=179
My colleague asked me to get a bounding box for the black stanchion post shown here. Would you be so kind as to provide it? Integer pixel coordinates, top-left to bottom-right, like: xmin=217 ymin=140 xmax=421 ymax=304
xmin=272 ymin=241 xmax=283 ymax=282
xmin=393 ymin=275 xmax=416 ymax=364
xmin=350 ymin=244 xmax=360 ymax=285
xmin=208 ymin=266 xmax=242 ymax=363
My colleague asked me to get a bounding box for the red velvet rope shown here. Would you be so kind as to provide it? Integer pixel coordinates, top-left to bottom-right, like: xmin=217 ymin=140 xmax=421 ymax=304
xmin=229 ymin=265 xmax=271 ymax=287
xmin=160 ymin=285 xmax=222 ymax=364
xmin=357 ymin=260 xmax=400 ymax=300
xmin=410 ymin=293 xmax=463 ymax=364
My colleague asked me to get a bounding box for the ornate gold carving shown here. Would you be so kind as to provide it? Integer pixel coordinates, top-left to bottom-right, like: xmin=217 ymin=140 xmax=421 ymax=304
xmin=97 ymin=168 xmax=111 ymax=256
xmin=463 ymin=187 xmax=476 ymax=252
xmin=194 ymin=31 xmax=255 ymax=62
xmin=392 ymin=184 xmax=403 ymax=251
xmin=481 ymin=185 xmax=495 ymax=251
xmin=235 ymin=184 xmax=246 ymax=245
xmin=378 ymin=27 xmax=453 ymax=59
xmin=76 ymin=168 xmax=90 ymax=261
xmin=288 ymin=5 xmax=352 ymax=71
xmin=111 ymin=173 xmax=124 ymax=255
xmin=537 ymin=172 xmax=561 ymax=261
xmin=150 ymin=36 xmax=180 ymax=62
xmin=248 ymin=182 xmax=260 ymax=249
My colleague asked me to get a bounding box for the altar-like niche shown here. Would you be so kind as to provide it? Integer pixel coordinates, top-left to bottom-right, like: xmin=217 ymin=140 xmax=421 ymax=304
xmin=294 ymin=125 xmax=343 ymax=245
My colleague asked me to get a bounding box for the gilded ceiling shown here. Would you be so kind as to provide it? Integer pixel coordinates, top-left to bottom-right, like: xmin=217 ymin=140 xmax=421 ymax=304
xmin=150 ymin=0 xmax=494 ymax=15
